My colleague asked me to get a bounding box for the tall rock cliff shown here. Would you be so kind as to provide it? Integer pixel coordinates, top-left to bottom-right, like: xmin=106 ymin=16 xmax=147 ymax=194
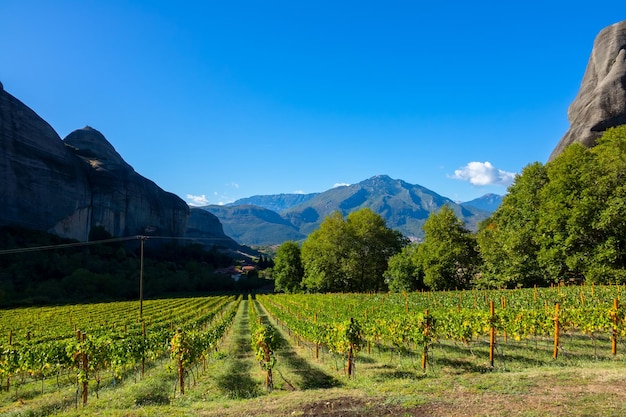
xmin=0 ymin=84 xmax=189 ymax=241
xmin=550 ymin=20 xmax=626 ymax=160
xmin=64 ymin=126 xmax=189 ymax=239
xmin=0 ymin=83 xmax=92 ymax=239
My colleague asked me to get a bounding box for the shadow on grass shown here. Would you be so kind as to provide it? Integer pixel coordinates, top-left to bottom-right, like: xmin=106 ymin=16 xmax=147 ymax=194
xmin=215 ymin=301 xmax=263 ymax=399
xmin=434 ymin=357 xmax=491 ymax=373
xmin=254 ymin=301 xmax=342 ymax=390
xmin=372 ymin=369 xmax=425 ymax=382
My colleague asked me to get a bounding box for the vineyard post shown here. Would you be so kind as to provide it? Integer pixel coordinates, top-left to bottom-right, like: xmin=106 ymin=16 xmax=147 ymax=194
xmin=6 ymin=330 xmax=12 ymax=392
xmin=612 ymin=299 xmax=618 ymax=355
xmin=264 ymin=345 xmax=273 ymax=391
xmin=489 ymin=301 xmax=495 ymax=367
xmin=139 ymin=236 xmax=146 ymax=320
xmin=501 ymin=297 xmax=507 ymax=343
xmin=314 ymin=313 xmax=319 ymax=360
xmin=347 ymin=318 xmax=355 ymax=378
xmin=553 ymin=303 xmax=560 ymax=359
xmin=364 ymin=309 xmax=370 ymax=354
xmin=175 ymin=329 xmax=185 ymax=395
xmin=421 ymin=309 xmax=429 ymax=371
xmin=81 ymin=332 xmax=88 ymax=406
xmin=141 ymin=321 xmax=146 ymax=378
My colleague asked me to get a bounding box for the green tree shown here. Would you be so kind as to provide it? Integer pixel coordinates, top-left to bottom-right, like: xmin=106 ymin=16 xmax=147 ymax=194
xmin=418 ymin=206 xmax=479 ymax=290
xmin=536 ymin=143 xmax=596 ymax=283
xmin=273 ymin=241 xmax=304 ymax=293
xmin=476 ymin=162 xmax=549 ymax=288
xmin=384 ymin=243 xmax=423 ymax=292
xmin=477 ymin=125 xmax=626 ymax=287
xmin=301 ymin=211 xmax=352 ymax=292
xmin=301 ymin=208 xmax=405 ymax=292
xmin=585 ymin=126 xmax=626 ymax=283
xmin=538 ymin=126 xmax=626 ymax=284
xmin=272 ymin=241 xmax=304 ymax=293
xmin=343 ymin=208 xmax=406 ymax=292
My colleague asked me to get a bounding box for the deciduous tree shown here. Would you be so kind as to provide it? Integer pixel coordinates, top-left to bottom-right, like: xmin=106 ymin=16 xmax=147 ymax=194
xmin=273 ymin=241 xmax=304 ymax=293
xmin=301 ymin=208 xmax=405 ymax=292
xmin=418 ymin=206 xmax=479 ymax=290
xmin=384 ymin=243 xmax=423 ymax=292
xmin=476 ymin=162 xmax=549 ymax=288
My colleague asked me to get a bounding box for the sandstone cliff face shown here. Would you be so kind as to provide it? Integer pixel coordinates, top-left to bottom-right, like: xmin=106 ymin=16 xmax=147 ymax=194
xmin=64 ymin=127 xmax=189 ymax=238
xmin=185 ymin=208 xmax=241 ymax=250
xmin=0 ymin=84 xmax=189 ymax=241
xmin=550 ymin=20 xmax=626 ymax=160
xmin=0 ymin=84 xmax=92 ymax=239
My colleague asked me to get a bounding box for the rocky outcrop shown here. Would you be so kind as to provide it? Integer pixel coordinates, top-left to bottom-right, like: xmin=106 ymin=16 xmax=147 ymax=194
xmin=550 ymin=20 xmax=626 ymax=160
xmin=0 ymin=84 xmax=92 ymax=239
xmin=185 ymin=208 xmax=241 ymax=250
xmin=0 ymin=85 xmax=189 ymax=241
xmin=64 ymin=127 xmax=189 ymax=238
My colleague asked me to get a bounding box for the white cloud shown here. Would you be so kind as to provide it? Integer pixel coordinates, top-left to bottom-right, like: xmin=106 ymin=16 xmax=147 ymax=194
xmin=451 ymin=162 xmax=516 ymax=187
xmin=293 ymin=190 xmax=306 ymax=194
xmin=186 ymin=194 xmax=209 ymax=207
xmin=333 ymin=182 xmax=350 ymax=188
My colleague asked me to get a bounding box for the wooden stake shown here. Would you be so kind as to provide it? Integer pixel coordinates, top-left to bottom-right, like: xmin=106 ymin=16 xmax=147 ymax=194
xmin=81 ymin=332 xmax=88 ymax=406
xmin=141 ymin=321 xmax=146 ymax=378
xmin=489 ymin=301 xmax=495 ymax=367
xmin=421 ymin=310 xmax=429 ymax=371
xmin=553 ymin=304 xmax=560 ymax=359
xmin=612 ymin=299 xmax=618 ymax=355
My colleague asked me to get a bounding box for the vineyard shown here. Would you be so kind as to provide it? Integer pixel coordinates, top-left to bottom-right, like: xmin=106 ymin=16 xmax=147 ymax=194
xmin=2 ymin=286 xmax=626 ymax=416
xmin=258 ymin=284 xmax=626 ymax=371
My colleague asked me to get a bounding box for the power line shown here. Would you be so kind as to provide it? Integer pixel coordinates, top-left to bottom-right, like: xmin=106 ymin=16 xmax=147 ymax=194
xmin=0 ymin=236 xmax=138 ymax=255
xmin=0 ymin=234 xmax=239 ymax=255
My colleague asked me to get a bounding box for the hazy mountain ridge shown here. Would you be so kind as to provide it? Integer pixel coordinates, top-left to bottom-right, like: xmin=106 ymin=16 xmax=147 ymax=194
xmin=228 ymin=193 xmax=319 ymax=212
xmin=461 ymin=193 xmax=503 ymax=213
xmin=203 ymin=204 xmax=307 ymax=246
xmin=204 ymin=175 xmax=499 ymax=246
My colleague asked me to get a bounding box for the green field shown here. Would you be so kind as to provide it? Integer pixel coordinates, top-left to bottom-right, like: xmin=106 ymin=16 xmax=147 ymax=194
xmin=2 ymin=287 xmax=626 ymax=416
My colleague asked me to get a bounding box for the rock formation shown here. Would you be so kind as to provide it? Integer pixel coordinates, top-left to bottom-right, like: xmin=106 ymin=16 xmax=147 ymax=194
xmin=550 ymin=20 xmax=626 ymax=160
xmin=0 ymin=85 xmax=189 ymax=241
xmin=64 ymin=126 xmax=189 ymax=239
xmin=185 ymin=208 xmax=241 ymax=250
xmin=0 ymin=84 xmax=92 ymax=239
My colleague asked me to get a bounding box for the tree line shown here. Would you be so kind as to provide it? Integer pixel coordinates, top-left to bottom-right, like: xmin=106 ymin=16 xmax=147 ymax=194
xmin=0 ymin=226 xmax=269 ymax=306
xmin=273 ymin=125 xmax=626 ymax=293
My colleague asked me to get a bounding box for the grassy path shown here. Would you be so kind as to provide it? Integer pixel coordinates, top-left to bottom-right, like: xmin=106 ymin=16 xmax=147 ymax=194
xmin=209 ymin=296 xmax=262 ymax=399
xmin=252 ymin=298 xmax=341 ymax=391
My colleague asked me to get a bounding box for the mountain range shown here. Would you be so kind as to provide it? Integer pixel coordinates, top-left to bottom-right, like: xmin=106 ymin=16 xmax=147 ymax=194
xmin=3 ymin=20 xmax=624 ymax=252
xmin=202 ymin=175 xmax=501 ymax=246
xmin=0 ymin=82 xmax=498 ymax=253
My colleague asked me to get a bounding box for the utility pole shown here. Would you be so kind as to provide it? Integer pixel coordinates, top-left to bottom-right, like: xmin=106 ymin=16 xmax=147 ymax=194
xmin=139 ymin=236 xmax=147 ymax=320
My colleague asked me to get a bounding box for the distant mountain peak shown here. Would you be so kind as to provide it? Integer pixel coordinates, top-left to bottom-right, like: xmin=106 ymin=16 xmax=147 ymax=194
xmin=461 ymin=194 xmax=502 ymax=213
xmin=216 ymin=175 xmax=495 ymax=246
xmin=228 ymin=192 xmax=319 ymax=213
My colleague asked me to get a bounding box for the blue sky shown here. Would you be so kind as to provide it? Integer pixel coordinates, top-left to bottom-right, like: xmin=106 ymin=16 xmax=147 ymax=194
xmin=1 ymin=1 xmax=623 ymax=205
